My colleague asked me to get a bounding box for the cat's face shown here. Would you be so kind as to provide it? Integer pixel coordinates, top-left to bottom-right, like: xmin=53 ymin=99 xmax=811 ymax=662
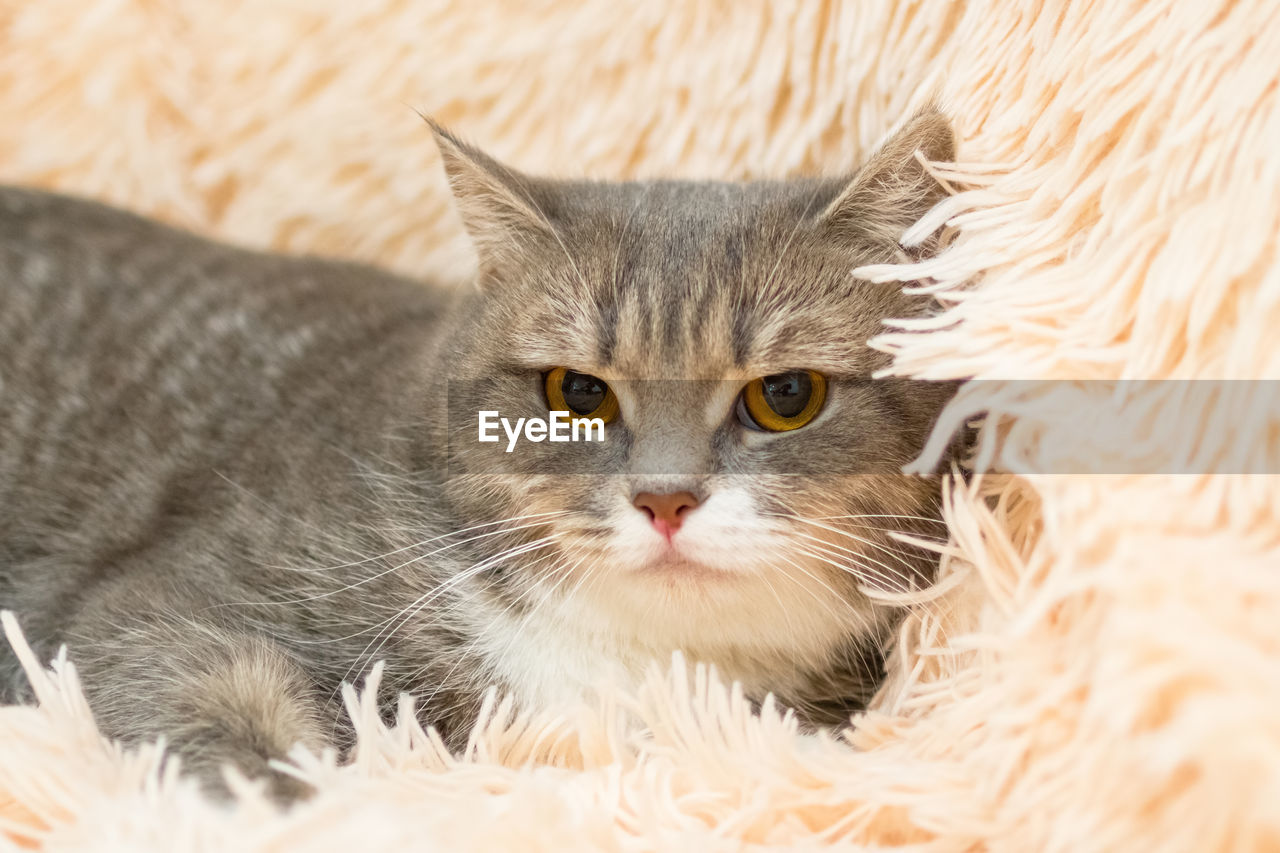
xmin=435 ymin=112 xmax=956 ymax=678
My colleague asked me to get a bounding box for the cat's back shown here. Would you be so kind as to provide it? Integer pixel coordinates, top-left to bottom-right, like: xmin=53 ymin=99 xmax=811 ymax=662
xmin=0 ymin=186 xmax=448 ymax=369
xmin=0 ymin=185 xmax=448 ymax=589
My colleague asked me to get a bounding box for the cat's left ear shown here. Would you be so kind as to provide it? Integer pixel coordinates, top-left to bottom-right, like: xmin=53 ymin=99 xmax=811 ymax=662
xmin=427 ymin=120 xmax=559 ymax=277
xmin=817 ymin=106 xmax=955 ymax=249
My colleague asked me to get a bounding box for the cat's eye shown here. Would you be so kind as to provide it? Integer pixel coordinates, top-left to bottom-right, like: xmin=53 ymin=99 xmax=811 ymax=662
xmin=544 ymin=367 xmax=620 ymax=423
xmin=736 ymin=370 xmax=827 ymax=432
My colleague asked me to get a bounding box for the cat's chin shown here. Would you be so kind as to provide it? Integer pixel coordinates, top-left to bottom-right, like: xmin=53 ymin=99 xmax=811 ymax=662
xmin=632 ymin=554 xmax=741 ymax=582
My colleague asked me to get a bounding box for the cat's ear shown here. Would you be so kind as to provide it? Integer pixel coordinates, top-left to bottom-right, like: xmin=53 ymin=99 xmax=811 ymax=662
xmin=817 ymin=106 xmax=955 ymax=248
xmin=427 ymin=120 xmax=558 ymax=275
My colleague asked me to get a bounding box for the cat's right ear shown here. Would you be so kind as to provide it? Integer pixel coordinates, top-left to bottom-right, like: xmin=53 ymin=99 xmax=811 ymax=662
xmin=816 ymin=106 xmax=955 ymax=251
xmin=427 ymin=120 xmax=558 ymax=277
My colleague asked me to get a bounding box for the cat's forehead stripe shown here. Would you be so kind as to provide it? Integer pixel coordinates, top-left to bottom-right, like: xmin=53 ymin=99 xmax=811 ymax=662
xmin=730 ymin=297 xmax=753 ymax=368
xmin=594 ymin=290 xmax=618 ymax=366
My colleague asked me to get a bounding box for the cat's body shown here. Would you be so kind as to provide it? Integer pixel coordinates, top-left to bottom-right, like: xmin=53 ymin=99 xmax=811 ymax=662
xmin=0 ymin=110 xmax=956 ymax=798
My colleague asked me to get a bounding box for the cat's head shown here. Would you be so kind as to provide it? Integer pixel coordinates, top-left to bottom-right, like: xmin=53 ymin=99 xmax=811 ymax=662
xmin=433 ymin=110 xmax=957 ymax=685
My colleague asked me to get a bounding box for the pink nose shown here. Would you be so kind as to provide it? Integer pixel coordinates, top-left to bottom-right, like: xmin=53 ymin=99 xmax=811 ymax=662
xmin=632 ymin=491 xmax=700 ymax=540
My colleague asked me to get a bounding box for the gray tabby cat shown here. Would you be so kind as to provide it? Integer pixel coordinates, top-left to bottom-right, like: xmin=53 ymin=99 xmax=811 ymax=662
xmin=0 ymin=108 xmax=956 ymax=800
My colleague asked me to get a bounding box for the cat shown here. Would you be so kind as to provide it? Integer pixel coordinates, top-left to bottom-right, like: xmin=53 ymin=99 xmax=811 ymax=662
xmin=0 ymin=107 xmax=957 ymax=800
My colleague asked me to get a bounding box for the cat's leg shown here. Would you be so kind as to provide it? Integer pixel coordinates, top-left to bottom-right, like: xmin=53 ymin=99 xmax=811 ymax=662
xmin=67 ymin=613 xmax=328 ymax=803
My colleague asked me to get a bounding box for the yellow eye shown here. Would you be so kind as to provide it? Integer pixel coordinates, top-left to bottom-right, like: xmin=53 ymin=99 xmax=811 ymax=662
xmin=544 ymin=367 xmax=620 ymax=423
xmin=737 ymin=370 xmax=827 ymax=432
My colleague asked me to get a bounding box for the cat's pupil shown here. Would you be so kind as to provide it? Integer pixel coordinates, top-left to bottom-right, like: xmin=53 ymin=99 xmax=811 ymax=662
xmin=762 ymin=372 xmax=812 ymax=418
xmin=562 ymin=370 xmax=607 ymax=415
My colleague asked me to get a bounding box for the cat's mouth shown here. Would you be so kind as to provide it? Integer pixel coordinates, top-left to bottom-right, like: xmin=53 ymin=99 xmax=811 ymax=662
xmin=633 ymin=548 xmax=740 ymax=581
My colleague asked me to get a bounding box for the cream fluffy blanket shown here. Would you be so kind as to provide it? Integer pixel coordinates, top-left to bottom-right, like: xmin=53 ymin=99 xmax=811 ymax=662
xmin=1 ymin=0 xmax=1278 ymax=849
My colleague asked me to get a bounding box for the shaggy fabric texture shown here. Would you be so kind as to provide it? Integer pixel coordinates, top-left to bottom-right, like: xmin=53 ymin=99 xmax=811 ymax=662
xmin=2 ymin=0 xmax=1278 ymax=849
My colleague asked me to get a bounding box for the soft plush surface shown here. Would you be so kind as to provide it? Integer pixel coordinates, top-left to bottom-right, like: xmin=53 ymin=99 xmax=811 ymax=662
xmin=2 ymin=0 xmax=1279 ymax=849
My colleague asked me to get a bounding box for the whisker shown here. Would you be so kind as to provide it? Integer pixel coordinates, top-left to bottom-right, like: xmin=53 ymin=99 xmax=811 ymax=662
xmin=323 ymin=537 xmax=560 ymax=713
xmin=349 ymin=537 xmax=556 ymax=658
xmin=211 ymin=515 xmax=567 ymax=612
xmin=769 ymin=553 xmax=862 ymax=622
xmin=271 ymin=510 xmax=570 ymax=574
xmin=415 ymin=552 xmax=589 ymax=709
xmin=810 ymin=513 xmax=949 ymax=526
xmin=791 ymin=545 xmax=947 ymax=622
xmin=786 ymin=526 xmax=925 ymax=584
xmin=794 ymin=542 xmax=919 ymax=592
xmin=302 ymin=536 xmax=556 ymax=652
xmin=766 ymin=514 xmax=937 ymax=570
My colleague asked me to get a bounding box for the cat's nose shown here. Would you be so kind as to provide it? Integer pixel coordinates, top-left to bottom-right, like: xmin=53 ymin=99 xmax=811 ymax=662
xmin=632 ymin=491 xmax=700 ymax=540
